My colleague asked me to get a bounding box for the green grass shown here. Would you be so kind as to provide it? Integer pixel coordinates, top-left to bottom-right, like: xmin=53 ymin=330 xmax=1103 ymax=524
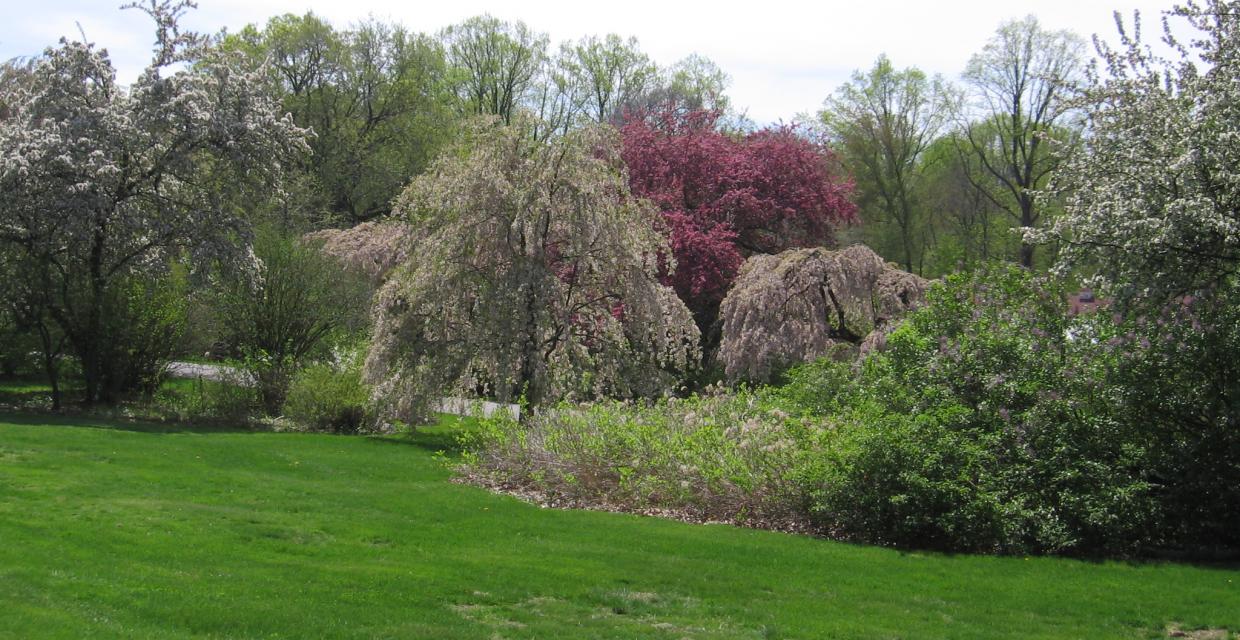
xmin=0 ymin=413 xmax=1236 ymax=639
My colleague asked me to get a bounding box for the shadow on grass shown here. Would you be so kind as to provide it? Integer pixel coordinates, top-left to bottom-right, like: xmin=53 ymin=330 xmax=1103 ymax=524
xmin=370 ymin=429 xmax=467 ymax=457
xmin=367 ymin=414 xmax=478 ymax=457
xmin=0 ymin=410 xmax=259 ymax=435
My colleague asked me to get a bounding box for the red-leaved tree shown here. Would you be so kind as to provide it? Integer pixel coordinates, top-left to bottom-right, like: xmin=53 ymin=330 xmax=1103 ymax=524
xmin=620 ymin=109 xmax=857 ymax=333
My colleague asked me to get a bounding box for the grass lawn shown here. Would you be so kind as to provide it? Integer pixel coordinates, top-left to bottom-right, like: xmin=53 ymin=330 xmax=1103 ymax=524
xmin=0 ymin=413 xmax=1236 ymax=639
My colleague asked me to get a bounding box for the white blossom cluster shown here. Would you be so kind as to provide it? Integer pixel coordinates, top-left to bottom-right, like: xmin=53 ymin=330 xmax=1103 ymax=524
xmin=0 ymin=0 xmax=307 ymax=397
xmin=0 ymin=3 xmax=308 ymax=274
xmin=1036 ymin=0 xmax=1240 ymax=300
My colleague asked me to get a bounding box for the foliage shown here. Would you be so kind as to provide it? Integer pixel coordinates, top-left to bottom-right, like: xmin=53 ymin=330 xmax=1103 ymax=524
xmin=154 ymin=375 xmax=261 ymax=425
xmin=281 ymin=343 xmax=373 ymax=433
xmin=462 ymin=393 xmax=810 ymax=528
xmin=303 ymin=221 xmax=413 ymax=284
xmin=0 ymin=247 xmax=67 ymax=407
xmin=718 ymin=245 xmax=927 ymax=383
xmin=916 ymin=132 xmax=1016 ymax=273
xmin=960 ymin=15 xmax=1085 ymax=267
xmin=0 ymin=1 xmax=307 ymax=405
xmin=1101 ymin=282 xmax=1240 ymax=550
xmin=821 ymin=55 xmax=952 ymax=274
xmin=1038 ymin=0 xmax=1240 ymax=301
xmin=620 ymin=108 xmax=857 ymax=326
xmin=442 ymin=15 xmax=549 ymax=125
xmin=786 ymin=267 xmax=1158 ymax=554
xmin=367 ymin=116 xmax=700 ymax=423
xmin=560 ymin=34 xmax=657 ymax=125
xmin=216 ymin=226 xmax=371 ymax=414
xmin=227 ymin=13 xmax=455 ymax=226
xmin=96 ymin=269 xmax=189 ymax=399
xmin=624 ymin=53 xmax=733 ymax=117
xmin=1030 ymin=1 xmax=1240 ymax=551
xmin=461 ymin=255 xmax=1237 ymax=557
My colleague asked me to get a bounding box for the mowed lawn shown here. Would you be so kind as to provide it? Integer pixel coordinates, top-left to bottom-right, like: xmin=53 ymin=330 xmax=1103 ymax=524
xmin=0 ymin=414 xmax=1236 ymax=639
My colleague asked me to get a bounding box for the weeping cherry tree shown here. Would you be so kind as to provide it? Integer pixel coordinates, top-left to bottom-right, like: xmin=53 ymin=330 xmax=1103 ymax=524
xmin=365 ymin=116 xmax=700 ymax=423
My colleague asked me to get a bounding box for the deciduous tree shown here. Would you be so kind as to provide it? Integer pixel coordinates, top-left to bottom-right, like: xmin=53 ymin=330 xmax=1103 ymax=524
xmin=561 ymin=34 xmax=656 ymax=125
xmin=228 ymin=14 xmax=454 ymax=226
xmin=620 ymin=109 xmax=857 ymax=333
xmin=1037 ymin=1 xmax=1240 ymax=300
xmin=0 ymin=0 xmax=307 ymax=404
xmin=366 ymin=116 xmax=699 ymax=423
xmin=961 ymin=16 xmax=1085 ymax=267
xmin=442 ymin=16 xmax=547 ymax=125
xmin=821 ymin=55 xmax=952 ymax=274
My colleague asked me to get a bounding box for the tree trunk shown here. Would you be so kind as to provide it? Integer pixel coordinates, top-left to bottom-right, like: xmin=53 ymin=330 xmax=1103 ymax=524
xmin=1019 ymin=242 xmax=1035 ymax=269
xmin=36 ymin=322 xmax=62 ymax=411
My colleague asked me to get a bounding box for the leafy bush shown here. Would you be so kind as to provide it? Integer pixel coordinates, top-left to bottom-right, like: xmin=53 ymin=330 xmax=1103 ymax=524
xmin=154 ymin=376 xmax=260 ymax=425
xmin=1103 ymin=282 xmax=1240 ymax=551
xmin=282 ymin=345 xmax=373 ymax=433
xmin=216 ymin=226 xmax=371 ymax=414
xmin=460 ymin=264 xmax=1236 ymax=557
xmin=0 ymin=324 xmax=41 ymax=379
xmin=97 ymin=270 xmax=190 ymax=399
xmin=461 ymin=393 xmax=813 ymax=529
xmin=786 ymin=266 xmax=1157 ymax=554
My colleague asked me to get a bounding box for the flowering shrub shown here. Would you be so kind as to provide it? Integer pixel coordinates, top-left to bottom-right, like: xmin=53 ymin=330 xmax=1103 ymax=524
xmin=790 ymin=267 xmax=1159 ymax=554
xmin=460 ymin=393 xmax=813 ymax=529
xmin=463 ymin=266 xmax=1237 ymax=556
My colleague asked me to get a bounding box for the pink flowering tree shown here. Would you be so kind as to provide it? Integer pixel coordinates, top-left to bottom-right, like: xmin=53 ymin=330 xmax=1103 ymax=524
xmin=620 ymin=108 xmax=857 ymax=333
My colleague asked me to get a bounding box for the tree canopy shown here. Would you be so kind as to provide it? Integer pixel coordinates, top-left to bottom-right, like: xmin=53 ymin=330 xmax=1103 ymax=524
xmin=822 ymin=55 xmax=952 ymax=274
xmin=0 ymin=0 xmax=307 ymax=403
xmin=1037 ymin=0 xmax=1240 ymax=302
xmin=620 ymin=108 xmax=857 ymax=330
xmin=961 ymin=15 xmax=1085 ymax=267
xmin=365 ymin=116 xmax=699 ymax=422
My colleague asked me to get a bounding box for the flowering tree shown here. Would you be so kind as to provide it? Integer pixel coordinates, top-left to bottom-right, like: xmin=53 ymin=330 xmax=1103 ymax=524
xmin=1037 ymin=1 xmax=1240 ymax=301
xmin=620 ymin=108 xmax=857 ymax=328
xmin=718 ymin=245 xmax=927 ymax=383
xmin=1032 ymin=0 xmax=1240 ymax=550
xmin=0 ymin=0 xmax=307 ymax=404
xmin=365 ymin=116 xmax=699 ymax=423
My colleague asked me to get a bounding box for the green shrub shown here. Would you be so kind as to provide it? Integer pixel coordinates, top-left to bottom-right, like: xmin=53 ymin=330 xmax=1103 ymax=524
xmin=154 ymin=376 xmax=260 ymax=425
xmin=96 ymin=268 xmax=189 ymax=399
xmin=789 ymin=266 xmax=1157 ymax=554
xmin=1103 ymin=282 xmax=1240 ymax=551
xmin=282 ymin=345 xmax=373 ymax=433
xmin=458 ymin=264 xmax=1237 ymax=557
xmin=461 ymin=393 xmax=813 ymax=528
xmin=216 ymin=226 xmax=371 ymax=414
xmin=0 ymin=324 xmax=41 ymax=379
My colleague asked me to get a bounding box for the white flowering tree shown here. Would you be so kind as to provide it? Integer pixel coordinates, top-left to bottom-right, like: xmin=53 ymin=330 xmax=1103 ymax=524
xmin=1034 ymin=2 xmax=1240 ymax=546
xmin=0 ymin=1 xmax=307 ymax=404
xmin=1037 ymin=0 xmax=1240 ymax=300
xmin=365 ymin=116 xmax=700 ymax=423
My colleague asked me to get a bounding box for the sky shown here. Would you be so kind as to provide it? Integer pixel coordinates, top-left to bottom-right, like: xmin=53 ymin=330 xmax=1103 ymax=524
xmin=0 ymin=0 xmax=1193 ymax=124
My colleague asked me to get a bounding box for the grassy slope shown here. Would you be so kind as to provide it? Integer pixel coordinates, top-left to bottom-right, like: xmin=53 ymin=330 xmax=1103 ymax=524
xmin=0 ymin=414 xmax=1236 ymax=639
